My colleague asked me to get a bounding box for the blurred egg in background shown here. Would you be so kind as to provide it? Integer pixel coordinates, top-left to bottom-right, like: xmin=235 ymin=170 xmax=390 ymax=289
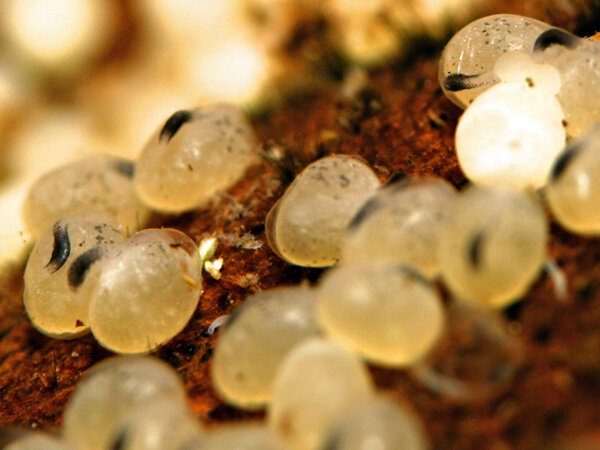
xmin=0 ymin=0 xmax=490 ymax=267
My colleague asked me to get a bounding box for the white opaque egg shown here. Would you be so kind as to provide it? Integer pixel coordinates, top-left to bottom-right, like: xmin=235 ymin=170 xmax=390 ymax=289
xmin=316 ymin=263 xmax=444 ymax=367
xmin=266 ymin=155 xmax=381 ymax=267
xmin=88 ymin=228 xmax=202 ymax=354
xmin=211 ymin=286 xmax=320 ymax=410
xmin=323 ymin=396 xmax=429 ymax=450
xmin=22 ymin=155 xmax=149 ymax=239
xmin=343 ymin=177 xmax=456 ymax=277
xmin=438 ymin=186 xmax=547 ymax=308
xmin=23 ymin=212 xmax=126 ymax=339
xmin=455 ymin=54 xmax=565 ymax=190
xmin=268 ymin=337 xmax=374 ymax=450
xmin=134 ymin=103 xmax=259 ymax=213
xmin=546 ymin=122 xmax=600 ymax=234
xmin=533 ymin=28 xmax=600 ymax=136
xmin=63 ymin=356 xmax=187 ymax=450
xmin=439 ymin=14 xmax=551 ymax=108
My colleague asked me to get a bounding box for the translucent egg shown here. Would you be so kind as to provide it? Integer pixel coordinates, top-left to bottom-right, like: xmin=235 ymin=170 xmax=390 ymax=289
xmin=546 ymin=122 xmax=600 ymax=234
xmin=323 ymin=396 xmax=429 ymax=450
xmin=266 ymin=155 xmax=381 ymax=267
xmin=188 ymin=424 xmax=286 ymax=450
xmin=134 ymin=103 xmax=259 ymax=212
xmin=439 ymin=14 xmax=551 ymax=108
xmin=317 ymin=263 xmax=444 ymax=367
xmin=211 ymin=286 xmax=321 ymax=410
xmin=23 ymin=212 xmax=126 ymax=339
xmin=533 ymin=28 xmax=600 ymax=136
xmin=438 ymin=186 xmax=547 ymax=308
xmin=23 ymin=155 xmax=149 ymax=239
xmin=4 ymin=432 xmax=76 ymax=450
xmin=88 ymin=228 xmax=202 ymax=354
xmin=268 ymin=337 xmax=374 ymax=450
xmin=63 ymin=356 xmax=187 ymax=450
xmin=106 ymin=395 xmax=201 ymax=450
xmin=455 ymin=53 xmax=565 ymax=190
xmin=343 ymin=177 xmax=457 ymax=277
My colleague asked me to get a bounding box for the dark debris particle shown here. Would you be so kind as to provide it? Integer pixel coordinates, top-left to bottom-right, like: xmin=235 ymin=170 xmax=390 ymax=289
xmin=200 ymin=347 xmax=213 ymax=363
xmin=534 ymin=326 xmax=552 ymax=344
xmin=576 ymin=282 xmax=596 ymax=302
xmin=160 ymin=110 xmax=193 ymax=143
xmin=46 ymin=223 xmax=71 ymax=273
xmin=503 ymin=301 xmax=524 ymax=321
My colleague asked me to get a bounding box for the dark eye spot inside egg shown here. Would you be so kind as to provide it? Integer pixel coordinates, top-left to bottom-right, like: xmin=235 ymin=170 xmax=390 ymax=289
xmin=109 ymin=427 xmax=128 ymax=450
xmin=385 ymin=170 xmax=409 ymax=187
xmin=159 ymin=109 xmax=193 ymax=143
xmin=550 ymin=142 xmax=582 ymax=182
xmin=533 ymin=28 xmax=580 ymax=53
xmin=111 ymin=159 xmax=135 ymax=178
xmin=68 ymin=247 xmax=104 ymax=290
xmin=46 ymin=222 xmax=71 ymax=273
xmin=443 ymin=73 xmax=486 ymax=92
xmin=468 ymin=231 xmax=486 ymax=269
xmin=347 ymin=197 xmax=381 ymax=230
xmin=398 ymin=265 xmax=430 ymax=285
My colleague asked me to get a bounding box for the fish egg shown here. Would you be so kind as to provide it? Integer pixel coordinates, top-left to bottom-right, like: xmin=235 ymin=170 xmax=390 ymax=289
xmin=546 ymin=122 xmax=600 ymax=234
xmin=88 ymin=228 xmax=202 ymax=354
xmin=455 ymin=56 xmax=565 ymax=190
xmin=211 ymin=286 xmax=320 ymax=410
xmin=323 ymin=396 xmax=429 ymax=450
xmin=266 ymin=155 xmax=381 ymax=267
xmin=343 ymin=177 xmax=456 ymax=277
xmin=439 ymin=14 xmax=551 ymax=108
xmin=106 ymin=395 xmax=201 ymax=450
xmin=134 ymin=104 xmax=259 ymax=212
xmin=23 ymin=212 xmax=126 ymax=339
xmin=533 ymin=28 xmax=599 ymax=136
xmin=268 ymin=337 xmax=374 ymax=450
xmin=188 ymin=424 xmax=286 ymax=450
xmin=317 ymin=263 xmax=444 ymax=367
xmin=438 ymin=186 xmax=547 ymax=308
xmin=22 ymin=155 xmax=149 ymax=239
xmin=63 ymin=356 xmax=187 ymax=450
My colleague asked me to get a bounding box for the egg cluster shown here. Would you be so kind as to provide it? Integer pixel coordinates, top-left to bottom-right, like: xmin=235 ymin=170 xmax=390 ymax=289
xmin=11 ymin=10 xmax=600 ymax=450
xmin=6 ymin=354 xmax=427 ymax=450
xmin=21 ymin=102 xmax=258 ymax=353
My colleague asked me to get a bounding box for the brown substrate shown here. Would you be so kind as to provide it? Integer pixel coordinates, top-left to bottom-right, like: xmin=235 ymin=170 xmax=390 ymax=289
xmin=2 ymin=1 xmax=600 ymax=449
